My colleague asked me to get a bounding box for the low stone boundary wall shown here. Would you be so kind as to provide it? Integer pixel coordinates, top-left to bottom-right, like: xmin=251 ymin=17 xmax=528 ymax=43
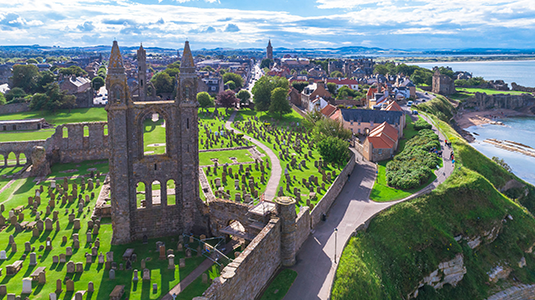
xmin=295 ymin=206 xmax=311 ymax=252
xmin=201 ymin=218 xmax=282 ymax=300
xmin=0 ymin=103 xmax=30 ymax=115
xmin=310 ymin=151 xmax=356 ymax=228
xmin=291 ymin=104 xmax=307 ymax=118
xmin=486 ymin=284 xmax=535 ymax=300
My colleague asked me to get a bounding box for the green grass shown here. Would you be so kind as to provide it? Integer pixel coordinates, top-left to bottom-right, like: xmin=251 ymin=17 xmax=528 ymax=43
xmin=0 ymin=129 xmax=56 ymax=142
xmin=455 ymin=87 xmax=528 ymax=96
xmin=0 ymin=108 xmax=108 ymax=125
xmin=0 ymin=159 xmax=206 ymax=300
xmin=232 ymin=109 xmax=343 ymax=210
xmin=260 ymin=269 xmax=298 ymax=300
xmin=199 ymin=149 xmax=254 ymax=166
xmin=176 ymin=265 xmax=221 ymax=300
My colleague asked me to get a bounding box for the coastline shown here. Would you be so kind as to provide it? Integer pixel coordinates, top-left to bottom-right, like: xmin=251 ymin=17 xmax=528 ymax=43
xmin=455 ymin=109 xmax=530 ymax=129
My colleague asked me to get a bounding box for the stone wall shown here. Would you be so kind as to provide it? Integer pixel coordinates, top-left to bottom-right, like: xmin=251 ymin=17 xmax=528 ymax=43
xmin=202 ymin=218 xmax=282 ymax=300
xmin=295 ymin=206 xmax=310 ymax=251
xmin=0 ymin=140 xmax=45 ymax=165
xmin=462 ymin=93 xmax=535 ymax=111
xmin=0 ymin=103 xmax=30 ymax=115
xmin=487 ymin=284 xmax=535 ymax=300
xmin=310 ymin=151 xmax=356 ymax=227
xmin=0 ymin=119 xmax=46 ymax=131
xmin=47 ymin=122 xmax=110 ymax=164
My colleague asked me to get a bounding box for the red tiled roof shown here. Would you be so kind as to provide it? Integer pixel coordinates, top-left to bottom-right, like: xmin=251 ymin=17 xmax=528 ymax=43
xmin=367 ymin=122 xmax=398 ymax=149
xmin=320 ymin=104 xmax=337 ymax=117
xmin=385 ymin=101 xmax=402 ymax=112
xmin=367 ymin=87 xmax=378 ymax=97
xmin=330 ymin=109 xmax=341 ymax=121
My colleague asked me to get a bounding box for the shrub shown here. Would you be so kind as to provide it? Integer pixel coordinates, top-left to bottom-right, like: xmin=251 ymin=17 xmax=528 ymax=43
xmin=413 ymin=119 xmax=432 ymax=131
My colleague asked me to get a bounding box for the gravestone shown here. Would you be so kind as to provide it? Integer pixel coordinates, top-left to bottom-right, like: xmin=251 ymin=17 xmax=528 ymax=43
xmin=87 ymin=232 xmax=92 ymax=243
xmin=98 ymin=253 xmax=104 ymax=264
xmin=109 ymin=269 xmax=115 ymax=279
xmin=29 ymin=253 xmax=36 ymax=266
xmin=22 ymin=277 xmax=32 ymax=294
xmin=143 ymin=268 xmax=150 ymax=280
xmin=140 ymin=259 xmax=145 ymax=269
xmin=56 ymin=279 xmax=62 ymax=292
xmin=38 ymin=271 xmax=46 ymax=284
xmin=88 ymin=281 xmax=94 ymax=292
xmin=59 ymin=254 xmax=66 ymax=263
xmin=202 ymin=273 xmax=209 ymax=284
xmin=133 ymin=269 xmax=139 ymax=281
xmin=73 ymin=219 xmax=80 ymax=230
xmin=52 ymin=256 xmax=58 ymax=264
xmin=24 ymin=242 xmax=30 ymax=253
xmin=76 ymin=262 xmax=83 ymax=272
xmin=168 ymin=254 xmax=175 ymax=269
xmin=67 ymin=261 xmax=75 ymax=273
xmin=0 ymin=285 xmax=5 ymax=295
xmin=179 ymin=258 xmax=186 ymax=268
xmin=66 ymin=247 xmax=73 ymax=256
xmin=49 ymin=292 xmax=56 ymax=300
xmin=66 ymin=279 xmax=74 ymax=291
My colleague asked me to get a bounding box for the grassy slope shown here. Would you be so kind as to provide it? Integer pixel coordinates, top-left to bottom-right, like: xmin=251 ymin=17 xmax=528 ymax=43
xmin=333 ymin=96 xmax=535 ymax=300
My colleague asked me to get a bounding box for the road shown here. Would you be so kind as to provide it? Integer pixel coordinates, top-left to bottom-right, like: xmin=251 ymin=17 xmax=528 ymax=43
xmin=284 ymin=109 xmax=454 ymax=300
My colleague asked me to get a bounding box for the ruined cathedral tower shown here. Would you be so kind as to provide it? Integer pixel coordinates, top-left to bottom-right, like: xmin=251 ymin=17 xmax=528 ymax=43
xmin=106 ymin=41 xmax=208 ymax=244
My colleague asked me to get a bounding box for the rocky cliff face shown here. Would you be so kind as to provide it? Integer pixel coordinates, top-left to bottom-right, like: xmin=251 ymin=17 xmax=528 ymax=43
xmin=462 ymin=92 xmax=535 ymax=112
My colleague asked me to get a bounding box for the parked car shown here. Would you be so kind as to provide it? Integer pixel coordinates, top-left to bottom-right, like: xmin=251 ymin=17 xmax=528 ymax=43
xmin=412 ymin=110 xmax=418 ymax=115
xmin=407 ymin=101 xmax=413 ymax=107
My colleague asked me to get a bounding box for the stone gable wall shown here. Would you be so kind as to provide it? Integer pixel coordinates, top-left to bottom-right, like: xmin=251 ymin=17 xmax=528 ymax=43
xmin=310 ymin=151 xmax=356 ymax=227
xmin=202 ymin=218 xmax=281 ymax=300
xmin=0 ymin=103 xmax=30 ymax=115
xmin=49 ymin=122 xmax=109 ymax=163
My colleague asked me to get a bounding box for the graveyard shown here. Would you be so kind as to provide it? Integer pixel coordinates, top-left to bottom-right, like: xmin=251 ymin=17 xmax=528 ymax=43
xmin=0 ymin=104 xmax=353 ymax=299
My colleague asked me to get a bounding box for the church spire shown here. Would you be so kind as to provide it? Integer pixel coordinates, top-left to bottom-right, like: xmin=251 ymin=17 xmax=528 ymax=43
xmin=268 ymin=39 xmax=272 ymax=47
xmin=180 ymin=41 xmax=195 ymax=72
xmin=109 ymin=40 xmax=125 ymax=73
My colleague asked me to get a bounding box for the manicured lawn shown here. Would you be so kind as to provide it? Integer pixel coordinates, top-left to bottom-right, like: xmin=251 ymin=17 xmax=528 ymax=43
xmin=455 ymin=87 xmax=527 ymax=95
xmin=0 ymin=129 xmax=56 ymax=143
xmin=260 ymin=269 xmax=298 ymax=300
xmin=199 ymin=149 xmax=254 ymax=166
xmin=0 ymin=159 xmax=206 ymax=300
xmin=0 ymin=108 xmax=108 ymax=125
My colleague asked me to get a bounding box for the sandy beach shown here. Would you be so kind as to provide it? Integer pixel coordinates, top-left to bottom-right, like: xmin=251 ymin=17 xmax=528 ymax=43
xmin=455 ymin=109 xmax=528 ymax=129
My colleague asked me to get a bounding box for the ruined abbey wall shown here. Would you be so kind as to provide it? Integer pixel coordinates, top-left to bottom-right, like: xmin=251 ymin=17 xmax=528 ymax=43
xmin=48 ymin=122 xmax=110 ymax=164
xmin=462 ymin=92 xmax=535 ymax=111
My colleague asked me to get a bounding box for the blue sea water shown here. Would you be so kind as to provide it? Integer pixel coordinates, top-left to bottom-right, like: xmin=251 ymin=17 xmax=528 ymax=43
xmin=466 ymin=117 xmax=535 ymax=185
xmin=413 ymin=60 xmax=535 ymax=87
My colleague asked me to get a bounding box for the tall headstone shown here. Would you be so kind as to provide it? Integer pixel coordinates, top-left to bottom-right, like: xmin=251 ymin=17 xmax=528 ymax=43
xmin=22 ymin=278 xmax=32 ymax=294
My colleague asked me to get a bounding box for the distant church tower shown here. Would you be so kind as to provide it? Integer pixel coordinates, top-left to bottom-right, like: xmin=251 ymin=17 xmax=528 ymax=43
xmin=106 ymin=40 xmax=208 ymax=244
xmin=266 ymin=40 xmax=273 ymax=60
xmin=137 ymin=44 xmax=147 ymax=100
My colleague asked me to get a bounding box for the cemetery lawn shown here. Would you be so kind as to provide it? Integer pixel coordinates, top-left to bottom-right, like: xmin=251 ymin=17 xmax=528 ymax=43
xmin=231 ymin=109 xmax=344 ymax=210
xmin=260 ymin=269 xmax=298 ymax=300
xmin=199 ymin=149 xmax=254 ymax=166
xmin=0 ymin=159 xmax=205 ymax=300
xmin=175 ymin=265 xmax=221 ymax=300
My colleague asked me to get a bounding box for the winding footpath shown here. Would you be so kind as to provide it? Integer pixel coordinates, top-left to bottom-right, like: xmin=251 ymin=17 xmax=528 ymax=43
xmin=224 ymin=111 xmax=282 ymax=201
xmin=284 ymin=113 xmax=454 ymax=300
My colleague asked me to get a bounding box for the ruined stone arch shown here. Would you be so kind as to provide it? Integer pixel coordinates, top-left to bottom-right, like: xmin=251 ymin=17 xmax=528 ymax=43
xmin=136 ymin=107 xmax=172 ymax=157
xmin=110 ymin=83 xmax=124 ymax=104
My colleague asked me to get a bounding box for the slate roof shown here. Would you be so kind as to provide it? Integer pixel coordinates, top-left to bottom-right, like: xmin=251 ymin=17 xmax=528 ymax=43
xmin=340 ymin=108 xmax=402 ymax=126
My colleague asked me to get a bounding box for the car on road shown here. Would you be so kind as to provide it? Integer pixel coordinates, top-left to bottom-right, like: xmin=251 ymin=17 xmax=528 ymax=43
xmin=407 ymin=101 xmax=413 ymax=107
xmin=425 ymin=92 xmax=428 ymax=95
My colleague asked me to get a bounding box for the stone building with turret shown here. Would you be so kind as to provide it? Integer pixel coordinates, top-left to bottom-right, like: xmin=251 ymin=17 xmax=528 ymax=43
xmin=432 ymin=68 xmax=456 ymax=95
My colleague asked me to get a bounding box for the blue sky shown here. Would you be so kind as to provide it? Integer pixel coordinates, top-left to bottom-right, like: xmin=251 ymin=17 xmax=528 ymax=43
xmin=0 ymin=0 xmax=534 ymax=50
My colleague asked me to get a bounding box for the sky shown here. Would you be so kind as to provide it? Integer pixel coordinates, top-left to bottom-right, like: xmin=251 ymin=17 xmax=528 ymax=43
xmin=1 ymin=0 xmax=535 ymax=50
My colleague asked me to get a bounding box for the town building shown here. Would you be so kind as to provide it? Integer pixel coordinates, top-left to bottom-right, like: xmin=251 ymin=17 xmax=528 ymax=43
xmin=432 ymin=68 xmax=456 ymax=95
xmin=361 ymin=121 xmax=399 ymax=162
xmin=336 ymin=108 xmax=404 ymax=137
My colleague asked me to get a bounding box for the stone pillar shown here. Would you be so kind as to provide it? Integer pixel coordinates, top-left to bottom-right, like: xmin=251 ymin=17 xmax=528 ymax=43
xmin=274 ymin=196 xmax=297 ymax=267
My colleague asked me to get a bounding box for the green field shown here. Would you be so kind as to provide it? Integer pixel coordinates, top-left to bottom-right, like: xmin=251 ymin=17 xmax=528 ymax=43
xmin=455 ymin=87 xmax=528 ymax=95
xmin=0 ymin=108 xmax=107 ymax=125
xmin=260 ymin=269 xmax=298 ymax=300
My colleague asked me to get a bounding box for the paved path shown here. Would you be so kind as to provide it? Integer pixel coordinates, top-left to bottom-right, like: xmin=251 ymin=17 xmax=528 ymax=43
xmin=225 ymin=111 xmax=282 ymax=201
xmin=284 ymin=113 xmax=454 ymax=300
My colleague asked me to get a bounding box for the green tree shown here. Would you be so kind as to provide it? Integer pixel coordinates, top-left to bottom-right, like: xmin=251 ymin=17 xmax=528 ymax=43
xmin=269 ymin=87 xmax=291 ymax=117
xmin=225 ymin=80 xmax=236 ymax=91
xmin=300 ymin=69 xmax=308 ymax=75
xmin=330 ymin=71 xmax=343 ymax=78
xmin=5 ymin=87 xmax=27 ymax=102
xmin=0 ymin=92 xmax=6 ymax=105
xmin=201 ymin=66 xmax=215 ymax=72
xmin=58 ymin=65 xmax=87 ymax=77
xmin=292 ymin=81 xmax=309 ymax=93
xmin=252 ymin=75 xmax=289 ymax=112
xmin=26 ymin=58 xmax=39 ymax=64
xmin=11 ymin=64 xmax=39 ymax=93
xmin=410 ymin=69 xmax=433 ymax=85
xmin=395 ymin=63 xmax=419 ymax=76
xmin=29 ymin=82 xmax=76 ymax=112
xmin=327 ymin=82 xmax=337 ymax=95
xmin=236 ymin=89 xmax=251 ymax=106
xmin=438 ymin=67 xmax=455 ymax=79
xmin=91 ymin=76 xmax=105 ymax=91
xmin=260 ymin=58 xmax=273 ymax=69
xmin=197 ymin=91 xmax=214 ymax=111
xmin=222 ymin=73 xmax=244 ymax=89
xmin=36 ymin=70 xmax=55 ymax=93
xmin=313 ymin=118 xmax=352 ymax=143
xmin=317 ymin=136 xmax=349 ymax=166
xmin=373 ymin=64 xmax=389 ymax=76
xmin=216 ymin=90 xmax=238 ymax=108
xmin=150 ymin=72 xmax=174 ymax=95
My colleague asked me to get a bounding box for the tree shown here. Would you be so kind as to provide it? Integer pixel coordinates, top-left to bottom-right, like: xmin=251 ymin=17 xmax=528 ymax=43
xmin=373 ymin=64 xmax=389 ymax=76
xmin=5 ymin=87 xmax=27 ymax=102
xmin=58 ymin=65 xmax=87 ymax=77
xmin=222 ymin=73 xmax=244 ymax=89
xmin=236 ymin=90 xmax=251 ymax=106
xmin=300 ymin=69 xmax=308 ymax=75
xmin=0 ymin=92 xmax=6 ymax=105
xmin=150 ymin=72 xmax=174 ymax=95
xmin=11 ymin=64 xmax=39 ymax=93
xmin=317 ymin=136 xmax=350 ymax=166
xmin=330 ymin=71 xmax=343 ymax=78
xmin=410 ymin=69 xmax=433 ymax=85
xmin=292 ymin=81 xmax=309 ymax=93
xmin=36 ymin=70 xmax=55 ymax=93
xmin=225 ymin=80 xmax=236 ymax=91
xmin=327 ymin=82 xmax=337 ymax=95
xmin=201 ymin=66 xmax=215 ymax=72
xmin=91 ymin=76 xmax=105 ymax=91
xmin=216 ymin=90 xmax=238 ymax=108
xmin=312 ymin=118 xmax=352 ymax=143
xmin=269 ymin=87 xmax=291 ymax=117
xmin=197 ymin=92 xmax=213 ymax=111
xmin=260 ymin=58 xmax=273 ymax=69
xmin=438 ymin=67 xmax=455 ymax=79
xmin=252 ymin=75 xmax=289 ymax=112
xmin=29 ymin=82 xmax=76 ymax=112
xmin=303 ymin=109 xmax=324 ymax=130
xmin=26 ymin=58 xmax=39 ymax=64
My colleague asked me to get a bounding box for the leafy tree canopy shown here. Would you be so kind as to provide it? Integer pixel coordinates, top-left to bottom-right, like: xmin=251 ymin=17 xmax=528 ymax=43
xmin=216 ymin=90 xmax=238 ymax=108
xmin=150 ymin=72 xmax=174 ymax=95
xmin=269 ymin=87 xmax=292 ymax=117
xmin=292 ymin=81 xmax=309 ymax=93
xmin=197 ymin=91 xmax=214 ymax=110
xmin=222 ymin=72 xmax=244 ymax=89
xmin=91 ymin=76 xmax=105 ymax=91
xmin=236 ymin=89 xmax=251 ymax=104
xmin=260 ymin=58 xmax=273 ymax=69
xmin=251 ymin=75 xmax=289 ymax=112
xmin=58 ymin=65 xmax=87 ymax=77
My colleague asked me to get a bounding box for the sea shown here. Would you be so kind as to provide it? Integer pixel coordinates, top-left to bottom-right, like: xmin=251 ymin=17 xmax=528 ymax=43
xmin=413 ymin=60 xmax=535 ymax=87
xmin=411 ymin=60 xmax=535 ymax=185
